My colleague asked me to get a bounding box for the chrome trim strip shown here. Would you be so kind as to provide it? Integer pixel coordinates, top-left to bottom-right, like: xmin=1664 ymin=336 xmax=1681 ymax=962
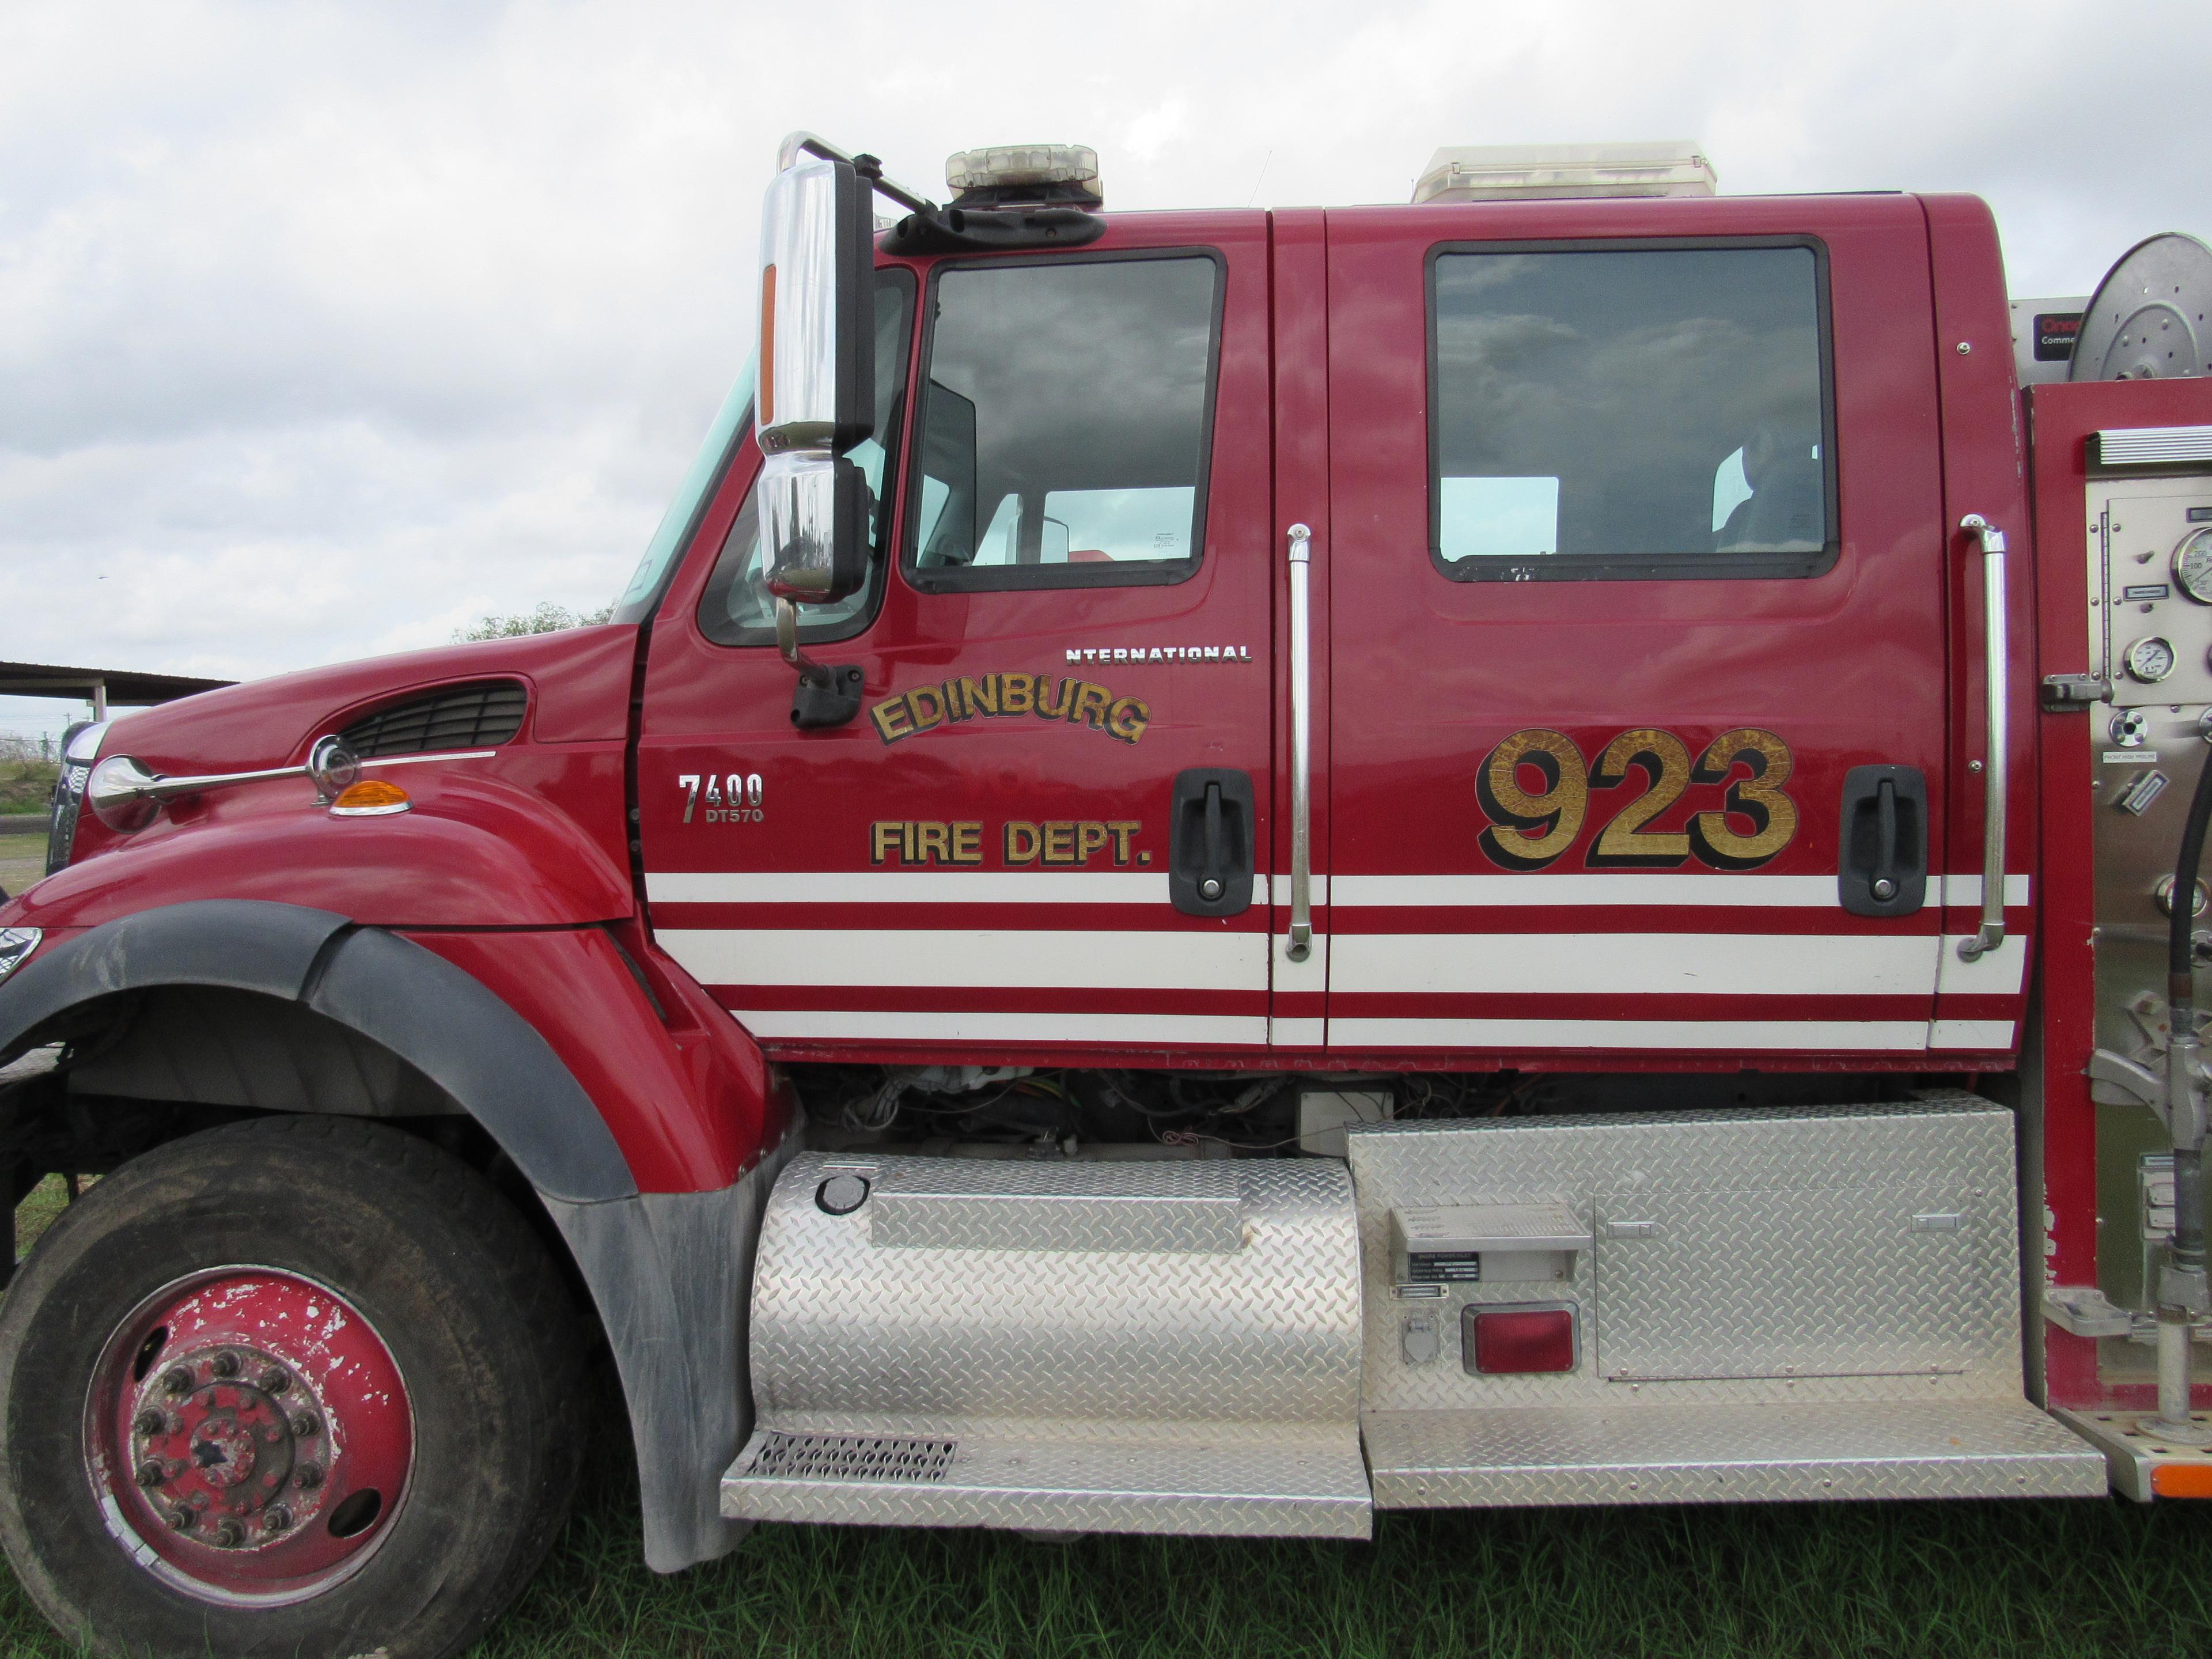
xmin=1959 ymin=514 xmax=2009 ymax=962
xmin=358 ymin=750 xmax=496 ymax=769
xmin=1286 ymin=524 xmax=1314 ymax=963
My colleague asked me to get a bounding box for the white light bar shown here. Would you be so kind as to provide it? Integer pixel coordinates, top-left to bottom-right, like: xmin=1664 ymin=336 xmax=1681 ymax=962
xmin=1414 ymin=142 xmax=1716 ymax=204
xmin=947 ymin=143 xmax=1099 ymax=192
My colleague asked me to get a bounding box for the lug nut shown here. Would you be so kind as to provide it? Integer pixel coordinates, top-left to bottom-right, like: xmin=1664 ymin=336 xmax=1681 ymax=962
xmin=289 ymin=1412 xmax=321 ymax=1438
xmin=264 ymin=1505 xmax=292 ymax=1535
xmin=134 ymin=1460 xmax=165 ymax=1488
xmin=133 ymin=1409 xmax=166 ymax=1437
xmin=211 ymin=1351 xmax=240 ymax=1379
xmin=293 ymin=1464 xmax=323 ymax=1490
xmin=213 ymin=1518 xmax=244 ymax=1548
xmin=166 ymin=1508 xmax=194 ymax=1532
xmin=259 ymin=1367 xmax=290 ymax=1395
xmin=161 ymin=1367 xmax=193 ymax=1396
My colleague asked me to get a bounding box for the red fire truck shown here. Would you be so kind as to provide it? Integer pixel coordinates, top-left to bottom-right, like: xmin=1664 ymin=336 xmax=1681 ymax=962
xmin=3 ymin=131 xmax=2211 ymax=1656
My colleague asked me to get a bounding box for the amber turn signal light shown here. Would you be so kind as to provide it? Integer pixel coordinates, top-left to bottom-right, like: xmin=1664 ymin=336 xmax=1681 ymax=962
xmin=329 ymin=779 xmax=411 ymax=818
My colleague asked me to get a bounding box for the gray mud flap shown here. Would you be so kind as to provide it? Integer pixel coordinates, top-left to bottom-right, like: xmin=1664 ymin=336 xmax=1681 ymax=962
xmin=722 ymin=1153 xmax=1370 ymax=1537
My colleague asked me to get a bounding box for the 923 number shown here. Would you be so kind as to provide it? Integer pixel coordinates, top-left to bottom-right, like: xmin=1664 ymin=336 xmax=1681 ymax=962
xmin=1476 ymin=727 xmax=1797 ymax=872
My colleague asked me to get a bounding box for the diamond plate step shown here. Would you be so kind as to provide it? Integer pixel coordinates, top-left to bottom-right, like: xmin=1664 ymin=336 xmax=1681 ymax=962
xmin=1365 ymin=1397 xmax=2110 ymax=1506
xmin=722 ymin=1424 xmax=1372 ymax=1537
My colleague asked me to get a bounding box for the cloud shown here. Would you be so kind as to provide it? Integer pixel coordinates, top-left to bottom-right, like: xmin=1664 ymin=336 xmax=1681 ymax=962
xmin=1 ymin=0 xmax=2205 ymax=704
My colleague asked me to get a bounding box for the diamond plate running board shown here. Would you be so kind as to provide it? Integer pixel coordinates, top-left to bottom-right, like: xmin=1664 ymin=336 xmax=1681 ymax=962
xmin=1365 ymin=1397 xmax=2109 ymax=1506
xmin=724 ymin=1424 xmax=1371 ymax=1537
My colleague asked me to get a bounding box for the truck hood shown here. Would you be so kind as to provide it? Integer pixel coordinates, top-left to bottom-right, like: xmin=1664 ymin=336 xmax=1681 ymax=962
xmin=96 ymin=625 xmax=639 ymax=776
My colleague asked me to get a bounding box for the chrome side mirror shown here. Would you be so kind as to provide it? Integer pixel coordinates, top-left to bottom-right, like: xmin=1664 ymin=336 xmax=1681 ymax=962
xmin=756 ymin=139 xmax=879 ymax=729
xmin=757 ymin=146 xmax=876 ymax=609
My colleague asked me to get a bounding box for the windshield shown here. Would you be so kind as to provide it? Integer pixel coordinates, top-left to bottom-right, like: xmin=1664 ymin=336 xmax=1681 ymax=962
xmin=608 ymin=351 xmax=756 ymax=625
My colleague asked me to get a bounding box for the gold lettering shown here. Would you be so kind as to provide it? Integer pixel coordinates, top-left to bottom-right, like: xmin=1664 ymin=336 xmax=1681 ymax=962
xmin=1042 ymin=821 xmax=1076 ymax=864
xmin=1001 ymin=673 xmax=1035 ymax=715
xmin=1005 ymin=821 xmax=1040 ymax=863
xmin=870 ymin=821 xmax=903 ymax=865
xmin=870 ymin=697 xmax=914 ymax=743
xmin=950 ymin=821 xmax=983 ymax=863
xmin=1107 ymin=821 xmax=1139 ymax=865
xmin=1071 ymin=683 xmax=1112 ymax=729
xmin=907 ymin=686 xmax=947 ymax=732
xmin=958 ymin=676 xmax=998 ymax=717
xmin=1035 ymin=674 xmax=1073 ymax=718
xmin=1105 ymin=696 xmax=1150 ymax=744
xmin=1077 ymin=822 xmax=1109 ymax=862
xmin=917 ymin=822 xmax=950 ymax=862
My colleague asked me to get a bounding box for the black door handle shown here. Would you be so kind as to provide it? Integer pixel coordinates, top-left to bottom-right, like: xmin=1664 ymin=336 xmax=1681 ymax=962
xmin=1839 ymin=764 xmax=1927 ymax=916
xmin=1171 ymin=768 xmax=1255 ymax=917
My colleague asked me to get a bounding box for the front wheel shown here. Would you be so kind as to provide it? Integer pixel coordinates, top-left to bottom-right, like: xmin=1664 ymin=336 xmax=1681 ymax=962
xmin=0 ymin=1116 xmax=587 ymax=1658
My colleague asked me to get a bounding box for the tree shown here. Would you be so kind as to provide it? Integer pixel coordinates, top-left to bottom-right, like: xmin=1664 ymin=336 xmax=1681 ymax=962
xmin=452 ymin=601 xmax=615 ymax=642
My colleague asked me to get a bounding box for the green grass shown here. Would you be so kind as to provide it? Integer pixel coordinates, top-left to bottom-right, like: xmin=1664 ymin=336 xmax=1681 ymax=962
xmin=6 ymin=1176 xmax=2212 ymax=1657
xmin=0 ymin=755 xmax=58 ymax=820
xmin=432 ymin=1473 xmax=2212 ymax=1659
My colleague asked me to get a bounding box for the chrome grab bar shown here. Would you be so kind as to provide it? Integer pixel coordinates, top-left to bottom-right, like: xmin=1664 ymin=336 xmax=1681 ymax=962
xmin=1286 ymin=524 xmax=1314 ymax=962
xmin=1959 ymin=513 xmax=2009 ymax=962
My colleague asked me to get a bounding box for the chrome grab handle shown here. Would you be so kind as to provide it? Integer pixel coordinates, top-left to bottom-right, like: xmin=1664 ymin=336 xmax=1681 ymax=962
xmin=1286 ymin=524 xmax=1314 ymax=962
xmin=1959 ymin=513 xmax=2009 ymax=962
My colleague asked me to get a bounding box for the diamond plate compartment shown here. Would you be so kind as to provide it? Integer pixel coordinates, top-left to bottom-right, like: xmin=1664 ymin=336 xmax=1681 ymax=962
xmin=725 ymin=1153 xmax=1368 ymax=1537
xmin=1349 ymin=1096 xmax=2027 ymax=1414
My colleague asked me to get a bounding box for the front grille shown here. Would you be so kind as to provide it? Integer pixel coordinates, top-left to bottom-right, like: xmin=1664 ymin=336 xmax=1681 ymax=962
xmin=746 ymin=1432 xmax=956 ymax=1483
xmin=339 ymin=680 xmax=528 ymax=759
xmin=46 ymin=764 xmax=87 ymax=877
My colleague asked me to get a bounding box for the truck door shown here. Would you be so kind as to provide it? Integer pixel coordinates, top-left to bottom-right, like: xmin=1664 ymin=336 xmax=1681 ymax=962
xmin=1316 ymin=198 xmax=1956 ymax=1060
xmin=637 ymin=215 xmax=1280 ymax=1062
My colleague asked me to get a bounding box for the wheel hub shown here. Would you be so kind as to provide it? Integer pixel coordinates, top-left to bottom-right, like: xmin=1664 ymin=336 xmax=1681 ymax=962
xmin=132 ymin=1347 xmax=304 ymax=1521
xmin=88 ymin=1270 xmax=412 ymax=1602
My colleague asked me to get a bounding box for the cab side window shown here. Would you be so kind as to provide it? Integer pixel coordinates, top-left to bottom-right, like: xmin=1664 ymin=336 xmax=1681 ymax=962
xmin=908 ymin=253 xmax=1221 ymax=591
xmin=697 ymin=267 xmax=916 ymax=645
xmin=1429 ymin=243 xmax=1834 ymax=582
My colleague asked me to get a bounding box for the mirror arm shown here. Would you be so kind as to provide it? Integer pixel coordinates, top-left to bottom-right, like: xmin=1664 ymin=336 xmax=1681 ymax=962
xmin=775 ymin=599 xmax=863 ymax=730
xmin=775 ymin=130 xmax=935 ymax=213
xmin=774 ymin=597 xmax=825 ymax=681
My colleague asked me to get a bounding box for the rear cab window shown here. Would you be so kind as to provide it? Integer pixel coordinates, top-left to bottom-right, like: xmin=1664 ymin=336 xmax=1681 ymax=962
xmin=1429 ymin=240 xmax=1836 ymax=582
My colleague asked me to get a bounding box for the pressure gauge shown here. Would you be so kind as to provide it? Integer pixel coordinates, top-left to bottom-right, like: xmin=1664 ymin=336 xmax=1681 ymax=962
xmin=2126 ymin=635 xmax=2177 ymax=683
xmin=2176 ymin=527 xmax=2212 ymax=603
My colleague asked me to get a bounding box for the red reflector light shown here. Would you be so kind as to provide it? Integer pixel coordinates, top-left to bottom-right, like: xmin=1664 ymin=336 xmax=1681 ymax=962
xmin=1467 ymin=1306 xmax=1580 ymax=1374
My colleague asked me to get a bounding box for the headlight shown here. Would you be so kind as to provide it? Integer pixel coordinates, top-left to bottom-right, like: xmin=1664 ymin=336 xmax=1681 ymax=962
xmin=0 ymin=927 xmax=40 ymax=987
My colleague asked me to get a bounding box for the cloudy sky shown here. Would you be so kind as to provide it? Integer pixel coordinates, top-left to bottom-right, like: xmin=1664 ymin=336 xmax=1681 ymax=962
xmin=3 ymin=0 xmax=2206 ymax=744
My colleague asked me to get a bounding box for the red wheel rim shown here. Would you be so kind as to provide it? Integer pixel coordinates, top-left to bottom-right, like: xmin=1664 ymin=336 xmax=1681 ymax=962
xmin=84 ymin=1267 xmax=414 ymax=1604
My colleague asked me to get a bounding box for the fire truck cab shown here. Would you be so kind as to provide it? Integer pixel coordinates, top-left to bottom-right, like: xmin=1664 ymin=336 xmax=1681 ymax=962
xmin=3 ymin=132 xmax=2212 ymax=1658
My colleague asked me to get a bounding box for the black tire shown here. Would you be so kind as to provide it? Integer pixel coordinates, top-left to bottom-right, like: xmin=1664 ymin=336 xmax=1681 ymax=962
xmin=0 ymin=1115 xmax=587 ymax=1658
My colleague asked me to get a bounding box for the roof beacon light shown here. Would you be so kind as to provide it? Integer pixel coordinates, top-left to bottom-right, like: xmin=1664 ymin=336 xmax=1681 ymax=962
xmin=945 ymin=144 xmax=1102 ymax=209
xmin=1413 ymin=142 xmax=1715 ymax=204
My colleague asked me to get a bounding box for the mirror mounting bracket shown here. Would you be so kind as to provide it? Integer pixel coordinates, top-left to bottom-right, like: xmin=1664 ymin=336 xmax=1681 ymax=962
xmin=777 ymin=598 xmax=863 ymax=729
